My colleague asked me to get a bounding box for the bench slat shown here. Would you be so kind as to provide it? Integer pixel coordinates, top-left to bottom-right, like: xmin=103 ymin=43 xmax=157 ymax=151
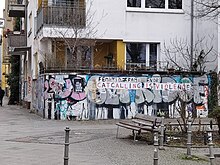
xmin=116 ymin=122 xmax=140 ymax=131
xmin=116 ymin=113 xmax=163 ymax=141
xmin=134 ymin=114 xmax=162 ymax=124
xmin=132 ymin=119 xmax=154 ymax=127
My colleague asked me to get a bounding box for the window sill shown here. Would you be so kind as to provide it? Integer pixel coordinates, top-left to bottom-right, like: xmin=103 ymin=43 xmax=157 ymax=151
xmin=126 ymin=7 xmax=184 ymax=14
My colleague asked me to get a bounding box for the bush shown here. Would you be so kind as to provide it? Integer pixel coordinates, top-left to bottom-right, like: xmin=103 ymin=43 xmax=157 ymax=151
xmin=208 ymin=106 xmax=220 ymax=135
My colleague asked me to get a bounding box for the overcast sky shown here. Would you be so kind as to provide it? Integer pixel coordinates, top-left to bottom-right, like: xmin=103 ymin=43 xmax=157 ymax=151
xmin=0 ymin=0 xmax=5 ymax=18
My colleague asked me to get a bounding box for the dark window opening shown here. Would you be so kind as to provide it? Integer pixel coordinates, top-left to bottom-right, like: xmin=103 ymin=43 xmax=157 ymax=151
xmin=149 ymin=43 xmax=157 ymax=70
xmin=126 ymin=43 xmax=146 ymax=63
xmin=52 ymin=0 xmax=78 ymax=6
xmin=145 ymin=0 xmax=165 ymax=8
xmin=126 ymin=43 xmax=146 ymax=69
xmin=127 ymin=0 xmax=141 ymax=7
xmin=168 ymin=0 xmax=182 ymax=9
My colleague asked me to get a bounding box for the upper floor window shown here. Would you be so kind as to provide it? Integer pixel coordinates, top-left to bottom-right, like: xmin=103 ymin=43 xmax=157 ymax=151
xmin=127 ymin=0 xmax=141 ymax=8
xmin=127 ymin=0 xmax=183 ymax=10
xmin=168 ymin=0 xmax=182 ymax=9
xmin=145 ymin=0 xmax=165 ymax=8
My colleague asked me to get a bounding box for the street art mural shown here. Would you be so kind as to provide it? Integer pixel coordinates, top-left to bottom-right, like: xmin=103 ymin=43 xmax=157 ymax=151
xmin=41 ymin=73 xmax=211 ymax=120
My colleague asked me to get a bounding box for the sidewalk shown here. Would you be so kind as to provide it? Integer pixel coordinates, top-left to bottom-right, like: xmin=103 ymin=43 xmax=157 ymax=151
xmin=0 ymin=97 xmax=219 ymax=165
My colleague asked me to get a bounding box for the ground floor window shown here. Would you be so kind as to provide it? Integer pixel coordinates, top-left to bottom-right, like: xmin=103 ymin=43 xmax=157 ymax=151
xmin=66 ymin=46 xmax=92 ymax=69
xmin=126 ymin=42 xmax=159 ymax=70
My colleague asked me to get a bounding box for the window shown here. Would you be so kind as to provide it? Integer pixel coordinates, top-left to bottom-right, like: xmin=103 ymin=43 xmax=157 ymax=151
xmin=127 ymin=0 xmax=183 ymax=10
xmin=126 ymin=43 xmax=146 ymax=69
xmin=149 ymin=43 xmax=157 ymax=70
xmin=127 ymin=0 xmax=141 ymax=7
xmin=168 ymin=0 xmax=182 ymax=9
xmin=28 ymin=12 xmax=32 ymax=37
xmin=126 ymin=43 xmax=159 ymax=70
xmin=53 ymin=0 xmax=75 ymax=6
xmin=66 ymin=46 xmax=92 ymax=69
xmin=145 ymin=0 xmax=165 ymax=8
xmin=66 ymin=47 xmax=76 ymax=68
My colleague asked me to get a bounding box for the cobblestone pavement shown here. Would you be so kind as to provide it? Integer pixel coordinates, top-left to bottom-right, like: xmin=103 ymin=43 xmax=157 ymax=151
xmin=0 ymin=97 xmax=220 ymax=165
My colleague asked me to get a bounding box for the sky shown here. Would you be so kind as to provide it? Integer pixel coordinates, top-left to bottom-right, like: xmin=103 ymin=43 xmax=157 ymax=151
xmin=0 ymin=0 xmax=5 ymax=33
xmin=0 ymin=0 xmax=5 ymax=18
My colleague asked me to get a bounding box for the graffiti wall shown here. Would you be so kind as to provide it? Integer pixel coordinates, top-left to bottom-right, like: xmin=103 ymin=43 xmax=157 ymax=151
xmin=40 ymin=73 xmax=211 ymax=120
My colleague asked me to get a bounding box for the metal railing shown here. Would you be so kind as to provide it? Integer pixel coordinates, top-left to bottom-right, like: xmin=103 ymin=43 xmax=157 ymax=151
xmin=126 ymin=61 xmax=168 ymax=71
xmin=7 ymin=32 xmax=26 ymax=48
xmin=43 ymin=61 xmax=169 ymax=73
xmin=9 ymin=0 xmax=23 ymax=5
xmin=8 ymin=0 xmax=24 ymax=5
xmin=37 ymin=1 xmax=86 ymax=33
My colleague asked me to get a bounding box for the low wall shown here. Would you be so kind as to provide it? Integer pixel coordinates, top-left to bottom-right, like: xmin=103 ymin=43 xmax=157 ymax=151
xmin=35 ymin=73 xmax=211 ymax=120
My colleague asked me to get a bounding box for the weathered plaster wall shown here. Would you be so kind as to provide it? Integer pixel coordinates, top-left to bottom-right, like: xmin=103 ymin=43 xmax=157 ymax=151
xmin=38 ymin=73 xmax=211 ymax=120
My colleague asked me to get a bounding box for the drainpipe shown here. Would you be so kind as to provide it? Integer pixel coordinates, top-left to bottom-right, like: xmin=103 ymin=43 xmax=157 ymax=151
xmin=190 ymin=0 xmax=194 ymax=71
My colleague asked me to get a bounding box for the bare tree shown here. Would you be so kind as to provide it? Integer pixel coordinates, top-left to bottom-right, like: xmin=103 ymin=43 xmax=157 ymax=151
xmin=163 ymin=36 xmax=217 ymax=72
xmin=42 ymin=0 xmax=106 ymax=70
xmin=194 ymin=0 xmax=220 ymax=19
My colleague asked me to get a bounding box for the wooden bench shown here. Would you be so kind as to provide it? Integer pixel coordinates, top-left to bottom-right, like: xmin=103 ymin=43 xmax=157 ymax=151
xmin=164 ymin=118 xmax=218 ymax=133
xmin=116 ymin=113 xmax=162 ymax=141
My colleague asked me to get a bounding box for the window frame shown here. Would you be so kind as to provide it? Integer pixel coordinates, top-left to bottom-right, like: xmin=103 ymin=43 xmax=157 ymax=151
xmin=125 ymin=42 xmax=160 ymax=70
xmin=127 ymin=0 xmax=142 ymax=8
xmin=126 ymin=0 xmax=184 ymax=14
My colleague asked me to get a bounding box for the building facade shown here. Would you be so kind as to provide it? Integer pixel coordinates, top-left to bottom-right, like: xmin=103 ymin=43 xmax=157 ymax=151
xmin=6 ymin=0 xmax=220 ymax=120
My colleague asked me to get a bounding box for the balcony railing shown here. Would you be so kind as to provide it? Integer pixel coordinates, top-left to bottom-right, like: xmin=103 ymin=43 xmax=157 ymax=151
xmin=8 ymin=0 xmax=25 ymax=17
xmin=7 ymin=31 xmax=26 ymax=53
xmin=126 ymin=61 xmax=168 ymax=71
xmin=42 ymin=61 xmax=170 ymax=74
xmin=37 ymin=1 xmax=86 ymax=33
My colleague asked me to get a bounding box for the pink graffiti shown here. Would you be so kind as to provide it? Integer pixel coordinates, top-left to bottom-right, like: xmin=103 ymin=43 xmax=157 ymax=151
xmin=70 ymin=92 xmax=86 ymax=101
xmin=45 ymin=77 xmax=86 ymax=101
xmin=44 ymin=80 xmax=49 ymax=99
xmin=58 ymin=79 xmax=72 ymax=99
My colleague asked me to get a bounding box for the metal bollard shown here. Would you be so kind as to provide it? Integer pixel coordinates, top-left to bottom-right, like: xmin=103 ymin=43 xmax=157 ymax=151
xmin=207 ymin=127 xmax=215 ymax=165
xmin=186 ymin=116 xmax=192 ymax=158
xmin=153 ymin=127 xmax=159 ymax=147
xmin=64 ymin=127 xmax=70 ymax=165
xmin=159 ymin=116 xmax=165 ymax=150
xmin=204 ymin=128 xmax=207 ymax=145
xmin=153 ymin=148 xmax=158 ymax=165
xmin=153 ymin=128 xmax=159 ymax=165
xmin=210 ymin=120 xmax=213 ymax=130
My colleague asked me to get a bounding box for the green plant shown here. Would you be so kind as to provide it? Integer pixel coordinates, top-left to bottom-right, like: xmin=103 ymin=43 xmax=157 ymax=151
xmin=7 ymin=56 xmax=20 ymax=105
xmin=208 ymin=106 xmax=220 ymax=135
xmin=14 ymin=17 xmax=21 ymax=31
xmin=208 ymin=72 xmax=218 ymax=111
xmin=181 ymin=154 xmax=208 ymax=162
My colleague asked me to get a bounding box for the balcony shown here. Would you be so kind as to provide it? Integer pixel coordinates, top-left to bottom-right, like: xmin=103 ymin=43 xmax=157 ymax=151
xmin=8 ymin=0 xmax=25 ymax=17
xmin=37 ymin=1 xmax=86 ymax=34
xmin=3 ymin=55 xmax=10 ymax=64
xmin=126 ymin=61 xmax=168 ymax=71
xmin=42 ymin=61 xmax=170 ymax=74
xmin=7 ymin=31 xmax=27 ymax=54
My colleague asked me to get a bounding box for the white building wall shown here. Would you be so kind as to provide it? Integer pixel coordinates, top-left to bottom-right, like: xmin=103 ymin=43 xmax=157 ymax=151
xmin=35 ymin=0 xmax=219 ymax=71
xmin=24 ymin=0 xmax=38 ymax=103
xmin=218 ymin=3 xmax=220 ymax=73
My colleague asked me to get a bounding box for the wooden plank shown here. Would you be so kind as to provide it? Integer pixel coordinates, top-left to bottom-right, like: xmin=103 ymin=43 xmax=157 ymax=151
xmin=134 ymin=113 xmax=162 ymax=124
xmin=141 ymin=126 xmax=154 ymax=132
xmin=132 ymin=119 xmax=154 ymax=127
xmin=116 ymin=122 xmax=140 ymax=131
